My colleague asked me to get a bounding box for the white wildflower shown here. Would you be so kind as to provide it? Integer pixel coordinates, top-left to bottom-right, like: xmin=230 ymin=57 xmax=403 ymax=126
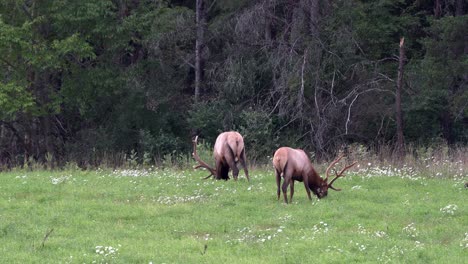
xmin=403 ymin=223 xmax=418 ymax=238
xmin=414 ymin=241 xmax=424 ymax=249
xmin=460 ymin=232 xmax=468 ymax=248
xmin=440 ymin=204 xmax=458 ymax=215
xmin=357 ymin=224 xmax=368 ymax=235
xmin=50 ymin=175 xmax=71 ymax=185
xmin=374 ymin=230 xmax=387 ymax=238
xmin=94 ymin=245 xmax=120 ymax=260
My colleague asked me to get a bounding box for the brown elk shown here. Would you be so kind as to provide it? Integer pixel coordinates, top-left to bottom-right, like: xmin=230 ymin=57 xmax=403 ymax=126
xmin=273 ymin=147 xmax=357 ymax=203
xmin=192 ymin=131 xmax=250 ymax=181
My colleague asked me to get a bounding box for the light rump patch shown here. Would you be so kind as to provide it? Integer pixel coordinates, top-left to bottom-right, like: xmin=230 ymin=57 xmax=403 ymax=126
xmin=193 ymin=132 xmax=250 ymax=181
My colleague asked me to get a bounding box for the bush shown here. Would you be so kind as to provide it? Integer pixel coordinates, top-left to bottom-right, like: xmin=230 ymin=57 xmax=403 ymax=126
xmin=236 ymin=108 xmax=277 ymax=163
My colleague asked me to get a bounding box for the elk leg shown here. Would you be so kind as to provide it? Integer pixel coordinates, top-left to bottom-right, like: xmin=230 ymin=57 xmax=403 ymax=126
xmin=275 ymin=169 xmax=281 ymax=200
xmin=290 ymin=180 xmax=295 ymax=202
xmin=222 ymin=165 xmax=231 ymax=180
xmin=232 ymin=165 xmax=239 ymax=180
xmin=225 ymin=153 xmax=239 ymax=181
xmin=216 ymin=160 xmax=229 ymax=180
xmin=282 ymin=178 xmax=290 ymax=204
xmin=303 ymin=181 xmax=312 ymax=201
xmin=227 ymin=160 xmax=239 ymax=180
xmin=239 ymin=149 xmax=250 ymax=181
xmin=215 ymin=159 xmax=222 ymax=180
xmin=222 ymin=143 xmax=239 ymax=180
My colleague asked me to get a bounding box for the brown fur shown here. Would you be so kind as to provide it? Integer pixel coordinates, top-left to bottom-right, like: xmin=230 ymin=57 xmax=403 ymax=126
xmin=193 ymin=131 xmax=249 ymax=181
xmin=273 ymin=147 xmax=356 ymax=203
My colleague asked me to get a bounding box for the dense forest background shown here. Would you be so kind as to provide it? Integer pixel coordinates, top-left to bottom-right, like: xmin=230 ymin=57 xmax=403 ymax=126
xmin=0 ymin=0 xmax=466 ymax=168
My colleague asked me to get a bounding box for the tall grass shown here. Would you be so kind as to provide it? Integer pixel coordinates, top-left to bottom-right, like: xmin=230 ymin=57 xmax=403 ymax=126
xmin=343 ymin=143 xmax=467 ymax=180
xmin=7 ymin=141 xmax=467 ymax=174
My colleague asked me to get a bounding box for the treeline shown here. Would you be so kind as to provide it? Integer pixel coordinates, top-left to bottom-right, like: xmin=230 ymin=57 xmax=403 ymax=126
xmin=0 ymin=0 xmax=466 ymax=168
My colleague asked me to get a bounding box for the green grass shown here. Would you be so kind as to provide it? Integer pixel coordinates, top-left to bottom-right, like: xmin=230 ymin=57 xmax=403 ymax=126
xmin=0 ymin=167 xmax=466 ymax=263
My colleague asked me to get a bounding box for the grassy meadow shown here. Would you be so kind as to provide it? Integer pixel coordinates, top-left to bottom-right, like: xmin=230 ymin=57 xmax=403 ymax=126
xmin=0 ymin=159 xmax=467 ymax=263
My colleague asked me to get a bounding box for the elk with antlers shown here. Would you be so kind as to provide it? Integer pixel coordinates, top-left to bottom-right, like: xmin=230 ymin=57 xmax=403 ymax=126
xmin=273 ymin=147 xmax=357 ymax=203
xmin=192 ymin=131 xmax=250 ymax=181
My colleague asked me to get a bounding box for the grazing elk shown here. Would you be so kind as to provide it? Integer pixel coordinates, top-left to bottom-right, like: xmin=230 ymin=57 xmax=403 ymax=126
xmin=273 ymin=147 xmax=357 ymax=203
xmin=192 ymin=131 xmax=250 ymax=181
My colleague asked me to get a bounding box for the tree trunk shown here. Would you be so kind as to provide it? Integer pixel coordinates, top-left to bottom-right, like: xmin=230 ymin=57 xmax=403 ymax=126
xmin=396 ymin=37 xmax=405 ymax=157
xmin=41 ymin=115 xmax=54 ymax=169
xmin=440 ymin=110 xmax=454 ymax=144
xmin=434 ymin=0 xmax=442 ymax=18
xmin=309 ymin=0 xmax=320 ymax=36
xmin=455 ymin=0 xmax=465 ymax=16
xmin=298 ymin=50 xmax=307 ymax=115
xmin=309 ymin=0 xmax=326 ymax=157
xmin=264 ymin=4 xmax=272 ymax=43
xmin=35 ymin=71 xmax=55 ymax=168
xmin=195 ymin=0 xmax=206 ymax=102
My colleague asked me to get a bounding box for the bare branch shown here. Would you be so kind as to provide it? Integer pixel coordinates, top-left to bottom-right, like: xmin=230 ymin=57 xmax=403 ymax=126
xmin=454 ymin=100 xmax=467 ymax=122
xmin=345 ymin=93 xmax=360 ymax=135
xmin=298 ymin=49 xmax=307 ymax=114
xmin=41 ymin=228 xmax=54 ymax=248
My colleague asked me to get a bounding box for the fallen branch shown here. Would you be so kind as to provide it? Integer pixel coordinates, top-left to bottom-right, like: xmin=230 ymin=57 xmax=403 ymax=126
xmin=41 ymin=228 xmax=54 ymax=248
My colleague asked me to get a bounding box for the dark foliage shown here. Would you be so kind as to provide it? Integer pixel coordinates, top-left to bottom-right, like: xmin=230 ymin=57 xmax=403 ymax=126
xmin=0 ymin=0 xmax=466 ymax=168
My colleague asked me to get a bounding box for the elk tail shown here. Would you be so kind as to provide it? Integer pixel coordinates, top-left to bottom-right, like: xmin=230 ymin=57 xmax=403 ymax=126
xmin=235 ymin=140 xmax=239 ymax=162
xmin=227 ymin=139 xmax=241 ymax=163
xmin=227 ymin=143 xmax=237 ymax=163
xmin=281 ymin=160 xmax=288 ymax=178
xmin=234 ymin=140 xmax=239 ymax=162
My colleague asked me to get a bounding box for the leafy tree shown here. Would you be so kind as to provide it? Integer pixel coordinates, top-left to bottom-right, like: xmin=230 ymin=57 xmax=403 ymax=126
xmin=407 ymin=15 xmax=468 ymax=143
xmin=0 ymin=0 xmax=466 ymax=168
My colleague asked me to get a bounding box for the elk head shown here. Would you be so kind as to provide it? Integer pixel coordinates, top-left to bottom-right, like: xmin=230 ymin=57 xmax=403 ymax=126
xmin=192 ymin=131 xmax=250 ymax=181
xmin=316 ymin=154 xmax=358 ymax=198
xmin=273 ymin=147 xmax=357 ymax=203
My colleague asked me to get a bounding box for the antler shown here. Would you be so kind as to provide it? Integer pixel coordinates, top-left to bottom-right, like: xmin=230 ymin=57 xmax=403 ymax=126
xmin=328 ymin=163 xmax=357 ymax=191
xmin=324 ymin=154 xmax=344 ymax=183
xmin=325 ymin=154 xmax=357 ymax=191
xmin=192 ymin=136 xmax=217 ymax=179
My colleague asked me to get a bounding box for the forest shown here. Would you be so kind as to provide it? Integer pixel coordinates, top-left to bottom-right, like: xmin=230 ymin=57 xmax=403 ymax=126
xmin=0 ymin=0 xmax=466 ymax=168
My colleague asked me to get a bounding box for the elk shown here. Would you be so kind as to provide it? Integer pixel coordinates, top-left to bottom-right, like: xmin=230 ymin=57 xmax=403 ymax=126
xmin=192 ymin=131 xmax=250 ymax=181
xmin=273 ymin=147 xmax=357 ymax=204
